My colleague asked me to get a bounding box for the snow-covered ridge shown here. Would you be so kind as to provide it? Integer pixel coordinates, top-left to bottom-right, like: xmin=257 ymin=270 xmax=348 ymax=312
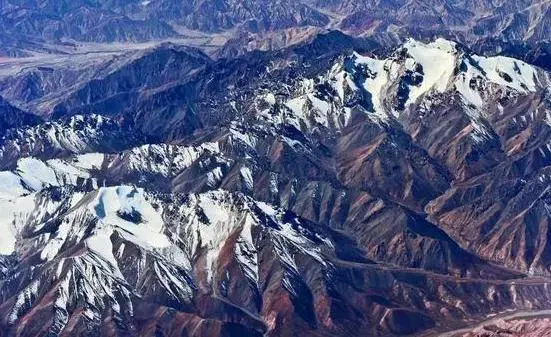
xmin=1 ymin=114 xmax=111 ymax=153
xmin=0 ymin=114 xmax=144 ymax=169
xmin=79 ymin=186 xmax=173 ymax=271
xmin=400 ymin=39 xmax=458 ymax=106
xmin=361 ymin=38 xmax=543 ymax=109
xmin=0 ymin=141 xmax=224 ymax=199
xmin=170 ymin=190 xmax=332 ymax=282
xmin=0 ymin=145 xmax=335 ymax=276
xmin=124 ymin=142 xmax=220 ymax=176
xmin=3 ymin=184 xmax=336 ymax=326
xmin=0 ymin=155 xmax=103 ymax=199
xmin=266 ymin=38 xmax=548 ymax=132
xmin=0 ymin=141 xmax=225 ymax=255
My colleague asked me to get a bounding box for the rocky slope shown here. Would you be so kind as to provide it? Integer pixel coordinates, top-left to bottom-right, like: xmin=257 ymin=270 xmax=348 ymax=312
xmin=0 ymin=95 xmax=41 ymax=136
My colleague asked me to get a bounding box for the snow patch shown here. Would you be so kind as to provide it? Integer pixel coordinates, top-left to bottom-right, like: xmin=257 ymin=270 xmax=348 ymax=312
xmin=89 ymin=186 xmax=170 ymax=249
xmin=402 ymin=39 xmax=456 ymax=105
xmin=240 ymin=166 xmax=254 ymax=191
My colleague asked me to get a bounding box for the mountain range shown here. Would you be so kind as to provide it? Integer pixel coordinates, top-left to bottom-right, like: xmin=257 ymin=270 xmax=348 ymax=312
xmin=2 ymin=1 xmax=551 ymax=336
xmin=1 ymin=33 xmax=551 ymax=336
xmin=2 ymin=0 xmax=551 ymax=59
